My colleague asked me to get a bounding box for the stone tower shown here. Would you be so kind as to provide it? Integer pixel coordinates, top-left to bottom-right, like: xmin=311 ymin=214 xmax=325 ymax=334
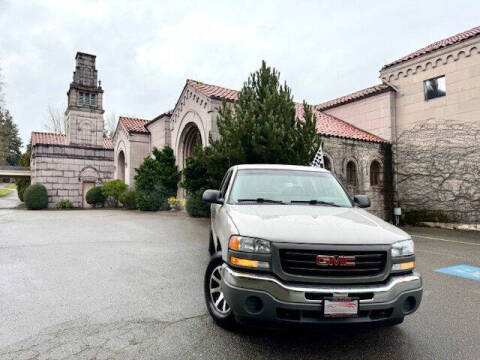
xmin=65 ymin=52 xmax=105 ymax=147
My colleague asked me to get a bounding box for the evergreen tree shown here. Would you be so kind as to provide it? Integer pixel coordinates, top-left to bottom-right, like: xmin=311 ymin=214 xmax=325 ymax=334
xmin=211 ymin=61 xmax=321 ymax=166
xmin=0 ymin=107 xmax=22 ymax=165
xmin=182 ymin=61 xmax=321 ymax=216
xmin=134 ymin=146 xmax=181 ymax=211
xmin=15 ymin=144 xmax=31 ymax=201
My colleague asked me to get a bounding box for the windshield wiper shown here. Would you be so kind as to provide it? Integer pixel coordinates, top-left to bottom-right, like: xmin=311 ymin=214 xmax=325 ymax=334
xmin=290 ymin=200 xmax=340 ymax=207
xmin=237 ymin=198 xmax=285 ymax=204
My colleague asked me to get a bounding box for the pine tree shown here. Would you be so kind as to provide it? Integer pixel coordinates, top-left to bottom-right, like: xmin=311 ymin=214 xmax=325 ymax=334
xmin=0 ymin=107 xmax=22 ymax=165
xmin=212 ymin=61 xmax=320 ymax=165
xmin=134 ymin=146 xmax=181 ymax=211
xmin=182 ymin=61 xmax=321 ymax=216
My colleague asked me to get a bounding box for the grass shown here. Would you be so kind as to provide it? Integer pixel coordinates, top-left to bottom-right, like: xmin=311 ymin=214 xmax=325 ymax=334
xmin=0 ymin=183 xmax=16 ymax=197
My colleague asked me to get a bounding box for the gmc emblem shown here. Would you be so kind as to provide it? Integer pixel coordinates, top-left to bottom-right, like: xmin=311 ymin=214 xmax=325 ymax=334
xmin=316 ymin=255 xmax=355 ymax=267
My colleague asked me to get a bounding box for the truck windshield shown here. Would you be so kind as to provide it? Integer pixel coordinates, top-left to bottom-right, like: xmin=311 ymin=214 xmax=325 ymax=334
xmin=229 ymin=169 xmax=352 ymax=207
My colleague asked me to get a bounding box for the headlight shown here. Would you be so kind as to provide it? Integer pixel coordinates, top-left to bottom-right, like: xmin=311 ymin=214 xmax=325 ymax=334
xmin=391 ymin=239 xmax=414 ymax=257
xmin=229 ymin=236 xmax=271 ymax=253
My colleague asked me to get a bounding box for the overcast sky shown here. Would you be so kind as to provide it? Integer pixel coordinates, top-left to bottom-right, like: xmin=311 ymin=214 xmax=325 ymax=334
xmin=1 ymin=0 xmax=479 ymax=146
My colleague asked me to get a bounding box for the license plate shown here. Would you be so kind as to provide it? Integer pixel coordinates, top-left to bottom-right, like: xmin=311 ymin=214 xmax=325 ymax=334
xmin=324 ymin=297 xmax=358 ymax=318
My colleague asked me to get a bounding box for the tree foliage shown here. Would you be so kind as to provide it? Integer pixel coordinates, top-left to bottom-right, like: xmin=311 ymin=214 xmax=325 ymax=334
xmin=0 ymin=107 xmax=22 ymax=165
xmin=134 ymin=146 xmax=181 ymax=211
xmin=15 ymin=144 xmax=31 ymax=201
xmin=182 ymin=61 xmax=321 ymax=216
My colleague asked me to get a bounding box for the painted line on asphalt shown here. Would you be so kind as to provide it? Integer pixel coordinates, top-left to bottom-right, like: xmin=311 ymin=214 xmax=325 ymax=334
xmin=411 ymin=234 xmax=480 ymax=246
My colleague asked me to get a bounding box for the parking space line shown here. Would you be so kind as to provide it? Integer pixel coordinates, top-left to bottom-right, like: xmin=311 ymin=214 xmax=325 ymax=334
xmin=411 ymin=234 xmax=480 ymax=246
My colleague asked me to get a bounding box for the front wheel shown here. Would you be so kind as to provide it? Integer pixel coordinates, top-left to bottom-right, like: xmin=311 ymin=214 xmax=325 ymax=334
xmin=204 ymin=253 xmax=235 ymax=328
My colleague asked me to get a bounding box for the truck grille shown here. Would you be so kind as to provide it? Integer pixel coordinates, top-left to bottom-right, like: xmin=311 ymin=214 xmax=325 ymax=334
xmin=279 ymin=249 xmax=387 ymax=277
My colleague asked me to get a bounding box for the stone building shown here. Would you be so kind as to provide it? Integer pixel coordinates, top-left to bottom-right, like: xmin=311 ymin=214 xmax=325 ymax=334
xmin=31 ymin=52 xmax=114 ymax=208
xmin=322 ymin=25 xmax=480 ymax=223
xmin=113 ymin=24 xmax=480 ymax=223
xmin=113 ymin=81 xmax=390 ymax=219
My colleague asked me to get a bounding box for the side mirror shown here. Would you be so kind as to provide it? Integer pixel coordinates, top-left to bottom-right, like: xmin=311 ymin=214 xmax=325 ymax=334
xmin=202 ymin=189 xmax=223 ymax=204
xmin=354 ymin=195 xmax=371 ymax=208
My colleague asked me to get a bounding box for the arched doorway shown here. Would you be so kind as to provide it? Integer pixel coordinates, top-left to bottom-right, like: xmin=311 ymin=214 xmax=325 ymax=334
xmin=118 ymin=151 xmax=126 ymax=182
xmin=179 ymin=122 xmax=202 ymax=169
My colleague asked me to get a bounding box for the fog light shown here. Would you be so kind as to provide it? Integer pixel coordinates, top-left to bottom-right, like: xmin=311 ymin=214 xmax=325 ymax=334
xmin=245 ymin=296 xmax=263 ymax=314
xmin=392 ymin=261 xmax=415 ymax=271
xmin=403 ymin=296 xmax=416 ymax=314
xmin=230 ymin=256 xmax=269 ymax=269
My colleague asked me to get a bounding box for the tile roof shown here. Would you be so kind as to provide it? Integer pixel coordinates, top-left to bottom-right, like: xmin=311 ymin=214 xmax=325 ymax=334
xmin=119 ymin=116 xmax=149 ymax=134
xmin=184 ymin=79 xmax=386 ymax=143
xmin=31 ymin=132 xmax=66 ymax=146
xmin=187 ymin=79 xmax=239 ymax=101
xmin=295 ymin=103 xmax=387 ymax=143
xmin=31 ymin=132 xmax=113 ymax=149
xmin=382 ymin=25 xmax=480 ymax=70
xmin=316 ymin=84 xmax=392 ymax=110
xmin=103 ymin=138 xmax=113 ymax=149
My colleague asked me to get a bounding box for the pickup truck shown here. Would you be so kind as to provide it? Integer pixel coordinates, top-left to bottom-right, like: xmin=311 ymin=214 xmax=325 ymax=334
xmin=202 ymin=164 xmax=422 ymax=328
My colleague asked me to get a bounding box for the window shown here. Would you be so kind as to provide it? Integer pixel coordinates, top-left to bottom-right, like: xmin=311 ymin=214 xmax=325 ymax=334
xmin=370 ymin=160 xmax=382 ymax=186
xmin=346 ymin=161 xmax=357 ymax=186
xmin=323 ymin=156 xmax=332 ymax=171
xmin=228 ymin=169 xmax=352 ymax=207
xmin=90 ymin=94 xmax=96 ymax=106
xmin=424 ymin=76 xmax=446 ymax=100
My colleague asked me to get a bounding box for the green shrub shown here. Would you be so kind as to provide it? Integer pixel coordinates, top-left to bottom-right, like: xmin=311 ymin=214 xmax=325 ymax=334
xmin=119 ymin=190 xmax=137 ymax=210
xmin=403 ymin=209 xmax=449 ymax=225
xmin=86 ymin=186 xmax=106 ymax=207
xmin=24 ymin=183 xmax=48 ymax=210
xmin=136 ymin=184 xmax=170 ymax=211
xmin=102 ymin=179 xmax=128 ymax=203
xmin=186 ymin=190 xmax=210 ymax=218
xmin=56 ymin=199 xmax=74 ymax=209
xmin=135 ymin=147 xmax=181 ymax=211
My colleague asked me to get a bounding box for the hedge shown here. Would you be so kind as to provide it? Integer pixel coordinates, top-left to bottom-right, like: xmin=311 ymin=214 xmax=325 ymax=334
xmin=86 ymin=186 xmax=106 ymax=207
xmin=24 ymin=184 xmax=48 ymax=210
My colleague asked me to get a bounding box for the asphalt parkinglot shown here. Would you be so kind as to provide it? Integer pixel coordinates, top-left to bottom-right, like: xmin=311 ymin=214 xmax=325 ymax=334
xmin=0 ymin=209 xmax=479 ymax=359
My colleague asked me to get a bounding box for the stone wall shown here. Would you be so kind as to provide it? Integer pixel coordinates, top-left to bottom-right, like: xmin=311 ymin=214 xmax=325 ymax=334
xmin=381 ymin=35 xmax=480 ymax=223
xmin=323 ymin=137 xmax=391 ymax=220
xmin=31 ymin=144 xmax=114 ymax=208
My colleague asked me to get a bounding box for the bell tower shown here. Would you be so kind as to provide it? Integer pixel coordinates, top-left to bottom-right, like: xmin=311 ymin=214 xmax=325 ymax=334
xmin=65 ymin=52 xmax=105 ymax=147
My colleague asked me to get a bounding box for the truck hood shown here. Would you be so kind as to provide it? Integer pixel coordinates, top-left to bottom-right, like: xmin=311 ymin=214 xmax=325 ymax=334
xmin=226 ymin=205 xmax=409 ymax=245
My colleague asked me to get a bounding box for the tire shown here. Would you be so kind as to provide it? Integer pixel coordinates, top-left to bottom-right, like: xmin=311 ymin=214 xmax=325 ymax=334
xmin=208 ymin=231 xmax=215 ymax=255
xmin=204 ymin=253 xmax=236 ymax=329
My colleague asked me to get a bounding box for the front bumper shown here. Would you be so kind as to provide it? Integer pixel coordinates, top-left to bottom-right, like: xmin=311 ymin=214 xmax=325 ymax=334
xmin=222 ymin=265 xmax=423 ymax=325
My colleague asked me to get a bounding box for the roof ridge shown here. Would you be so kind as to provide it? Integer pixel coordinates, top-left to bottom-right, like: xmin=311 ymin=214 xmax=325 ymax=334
xmin=316 ymin=83 xmax=391 ymax=110
xmin=382 ymin=24 xmax=480 ymax=70
xmin=31 ymin=131 xmax=66 ymax=135
xmin=187 ymin=78 xmax=238 ymax=92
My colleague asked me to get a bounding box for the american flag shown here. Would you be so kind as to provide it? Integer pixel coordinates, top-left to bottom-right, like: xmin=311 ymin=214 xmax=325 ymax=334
xmin=311 ymin=143 xmax=325 ymax=168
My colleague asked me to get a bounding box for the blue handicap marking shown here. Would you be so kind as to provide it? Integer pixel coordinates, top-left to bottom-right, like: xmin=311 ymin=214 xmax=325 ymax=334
xmin=435 ymin=264 xmax=480 ymax=282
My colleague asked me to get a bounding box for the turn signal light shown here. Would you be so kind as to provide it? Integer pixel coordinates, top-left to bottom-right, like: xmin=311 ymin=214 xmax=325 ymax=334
xmin=230 ymin=256 xmax=270 ymax=269
xmin=392 ymin=261 xmax=415 ymax=271
xmin=229 ymin=236 xmax=240 ymax=250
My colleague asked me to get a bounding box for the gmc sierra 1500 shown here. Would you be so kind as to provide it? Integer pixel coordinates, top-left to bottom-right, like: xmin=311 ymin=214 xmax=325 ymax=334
xmin=202 ymin=164 xmax=422 ymax=328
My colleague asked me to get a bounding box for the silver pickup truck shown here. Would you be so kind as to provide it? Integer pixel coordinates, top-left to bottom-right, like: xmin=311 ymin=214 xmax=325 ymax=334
xmin=202 ymin=164 xmax=422 ymax=328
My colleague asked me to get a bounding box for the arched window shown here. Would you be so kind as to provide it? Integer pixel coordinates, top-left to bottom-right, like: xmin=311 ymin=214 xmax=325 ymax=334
xmin=323 ymin=156 xmax=332 ymax=171
xmin=370 ymin=160 xmax=382 ymax=186
xmin=346 ymin=161 xmax=357 ymax=186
